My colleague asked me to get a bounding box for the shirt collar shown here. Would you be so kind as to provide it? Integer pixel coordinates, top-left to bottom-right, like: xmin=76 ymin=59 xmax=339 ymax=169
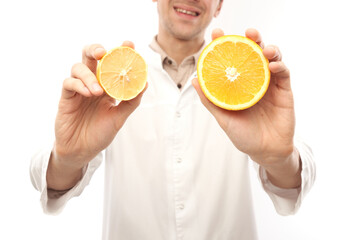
xmin=149 ymin=35 xmax=206 ymax=67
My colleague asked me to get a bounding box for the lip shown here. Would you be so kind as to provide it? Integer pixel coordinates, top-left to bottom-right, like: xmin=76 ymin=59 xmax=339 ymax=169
xmin=173 ymin=4 xmax=201 ymax=18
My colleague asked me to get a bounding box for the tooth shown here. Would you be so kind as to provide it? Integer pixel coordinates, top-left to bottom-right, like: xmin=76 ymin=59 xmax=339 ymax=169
xmin=176 ymin=8 xmax=197 ymax=16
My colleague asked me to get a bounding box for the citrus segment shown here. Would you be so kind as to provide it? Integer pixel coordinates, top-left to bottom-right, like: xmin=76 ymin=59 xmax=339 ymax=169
xmin=97 ymin=46 xmax=147 ymax=101
xmin=197 ymin=35 xmax=270 ymax=110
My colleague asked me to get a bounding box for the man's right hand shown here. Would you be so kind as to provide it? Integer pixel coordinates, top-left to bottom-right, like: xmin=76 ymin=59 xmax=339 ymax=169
xmin=47 ymin=41 xmax=146 ymax=190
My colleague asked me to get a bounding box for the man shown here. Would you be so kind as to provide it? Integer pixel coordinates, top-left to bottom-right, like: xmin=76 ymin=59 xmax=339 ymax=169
xmin=30 ymin=0 xmax=315 ymax=239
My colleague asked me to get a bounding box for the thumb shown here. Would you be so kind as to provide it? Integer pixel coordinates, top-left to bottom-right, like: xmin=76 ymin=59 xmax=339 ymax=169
xmin=211 ymin=28 xmax=224 ymax=41
xmin=122 ymin=40 xmax=135 ymax=49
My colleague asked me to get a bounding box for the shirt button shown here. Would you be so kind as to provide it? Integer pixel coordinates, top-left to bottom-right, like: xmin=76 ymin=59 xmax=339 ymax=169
xmin=176 ymin=111 xmax=181 ymax=118
xmin=178 ymin=204 xmax=184 ymax=210
xmin=177 ymin=83 xmax=182 ymax=89
xmin=176 ymin=157 xmax=182 ymax=163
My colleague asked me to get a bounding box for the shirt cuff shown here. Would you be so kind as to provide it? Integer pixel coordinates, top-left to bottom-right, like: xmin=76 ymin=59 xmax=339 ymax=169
xmin=30 ymin=146 xmax=103 ymax=215
xmin=259 ymin=166 xmax=301 ymax=215
xmin=47 ymin=164 xmax=89 ymax=199
xmin=256 ymin=137 xmax=316 ymax=216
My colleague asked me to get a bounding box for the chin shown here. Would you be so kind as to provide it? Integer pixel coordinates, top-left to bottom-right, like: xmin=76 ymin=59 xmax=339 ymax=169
xmin=172 ymin=29 xmax=202 ymax=41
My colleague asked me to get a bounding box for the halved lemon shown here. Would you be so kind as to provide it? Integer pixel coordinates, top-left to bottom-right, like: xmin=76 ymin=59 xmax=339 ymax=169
xmin=97 ymin=46 xmax=147 ymax=101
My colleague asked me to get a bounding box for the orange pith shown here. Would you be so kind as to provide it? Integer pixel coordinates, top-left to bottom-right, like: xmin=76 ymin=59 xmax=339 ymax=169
xmin=197 ymin=35 xmax=270 ymax=110
xmin=97 ymin=46 xmax=147 ymax=101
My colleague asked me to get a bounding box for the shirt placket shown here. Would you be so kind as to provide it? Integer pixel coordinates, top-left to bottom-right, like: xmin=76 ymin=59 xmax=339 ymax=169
xmin=172 ymin=102 xmax=187 ymax=240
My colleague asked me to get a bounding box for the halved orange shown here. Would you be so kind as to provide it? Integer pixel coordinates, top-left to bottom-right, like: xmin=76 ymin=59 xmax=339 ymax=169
xmin=97 ymin=46 xmax=147 ymax=101
xmin=197 ymin=35 xmax=270 ymax=110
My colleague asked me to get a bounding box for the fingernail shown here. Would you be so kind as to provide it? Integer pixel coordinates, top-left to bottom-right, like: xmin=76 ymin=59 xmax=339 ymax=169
xmin=92 ymin=83 xmax=103 ymax=92
xmin=83 ymin=86 xmax=91 ymax=95
xmin=94 ymin=48 xmax=105 ymax=58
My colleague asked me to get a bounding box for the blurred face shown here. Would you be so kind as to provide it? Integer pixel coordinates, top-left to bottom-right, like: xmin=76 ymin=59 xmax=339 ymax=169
xmin=154 ymin=0 xmax=223 ymax=41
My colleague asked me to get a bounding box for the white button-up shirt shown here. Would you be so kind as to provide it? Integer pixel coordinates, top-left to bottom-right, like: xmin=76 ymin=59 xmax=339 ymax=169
xmin=30 ymin=45 xmax=315 ymax=240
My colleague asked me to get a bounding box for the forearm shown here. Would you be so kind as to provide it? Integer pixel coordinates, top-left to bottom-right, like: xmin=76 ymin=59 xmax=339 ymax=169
xmin=261 ymin=148 xmax=302 ymax=189
xmin=46 ymin=151 xmax=84 ymax=191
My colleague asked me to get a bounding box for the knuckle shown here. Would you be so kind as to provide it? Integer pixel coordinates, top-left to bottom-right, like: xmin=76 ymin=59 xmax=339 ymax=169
xmin=81 ymin=69 xmax=95 ymax=80
xmin=81 ymin=45 xmax=88 ymax=54
xmin=278 ymin=62 xmax=289 ymax=73
xmin=267 ymin=44 xmax=278 ymax=52
xmin=71 ymin=62 xmax=83 ymax=74
xmin=84 ymin=44 xmax=102 ymax=54
xmin=62 ymin=77 xmax=75 ymax=90
xmin=268 ymin=44 xmax=278 ymax=49
xmin=90 ymin=43 xmax=103 ymax=49
xmin=82 ymin=45 xmax=90 ymax=61
xmin=71 ymin=63 xmax=94 ymax=80
xmin=273 ymin=45 xmax=282 ymax=55
xmin=82 ymin=44 xmax=90 ymax=53
xmin=266 ymin=45 xmax=282 ymax=59
xmin=63 ymin=77 xmax=71 ymax=87
xmin=82 ymin=43 xmax=104 ymax=62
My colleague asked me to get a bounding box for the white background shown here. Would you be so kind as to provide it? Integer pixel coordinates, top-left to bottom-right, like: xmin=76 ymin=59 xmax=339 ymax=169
xmin=0 ymin=0 xmax=359 ymax=239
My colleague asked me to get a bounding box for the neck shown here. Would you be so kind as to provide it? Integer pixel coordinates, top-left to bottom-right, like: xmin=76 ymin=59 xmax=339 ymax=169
xmin=157 ymin=30 xmax=205 ymax=65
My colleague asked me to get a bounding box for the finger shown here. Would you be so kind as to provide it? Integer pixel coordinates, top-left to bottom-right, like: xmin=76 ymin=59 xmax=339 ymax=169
xmin=269 ymin=61 xmax=291 ymax=90
xmin=71 ymin=63 xmax=103 ymax=96
xmin=263 ymin=45 xmax=282 ymax=62
xmin=269 ymin=61 xmax=290 ymax=76
xmin=245 ymin=28 xmax=265 ymax=49
xmin=112 ymin=83 xmax=148 ymax=130
xmin=82 ymin=44 xmax=106 ymax=73
xmin=211 ymin=28 xmax=224 ymax=41
xmin=122 ymin=40 xmax=135 ymax=49
xmin=62 ymin=77 xmax=92 ymax=99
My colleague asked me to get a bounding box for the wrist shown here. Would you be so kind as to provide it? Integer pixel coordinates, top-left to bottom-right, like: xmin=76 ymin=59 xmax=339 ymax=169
xmin=260 ymin=148 xmax=302 ymax=189
xmin=46 ymin=149 xmax=85 ymax=191
xmin=53 ymin=143 xmax=91 ymax=170
xmin=51 ymin=145 xmax=88 ymax=177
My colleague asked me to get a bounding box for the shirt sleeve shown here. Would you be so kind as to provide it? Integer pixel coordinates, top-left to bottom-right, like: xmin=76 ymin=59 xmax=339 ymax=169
xmin=29 ymin=145 xmax=103 ymax=215
xmin=255 ymin=136 xmax=316 ymax=216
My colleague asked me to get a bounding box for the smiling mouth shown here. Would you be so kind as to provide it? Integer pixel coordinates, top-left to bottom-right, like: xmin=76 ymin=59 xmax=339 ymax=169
xmin=174 ymin=7 xmax=200 ymax=16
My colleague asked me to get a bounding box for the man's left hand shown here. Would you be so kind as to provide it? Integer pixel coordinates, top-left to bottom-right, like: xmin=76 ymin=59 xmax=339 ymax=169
xmin=193 ymin=28 xmax=301 ymax=188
